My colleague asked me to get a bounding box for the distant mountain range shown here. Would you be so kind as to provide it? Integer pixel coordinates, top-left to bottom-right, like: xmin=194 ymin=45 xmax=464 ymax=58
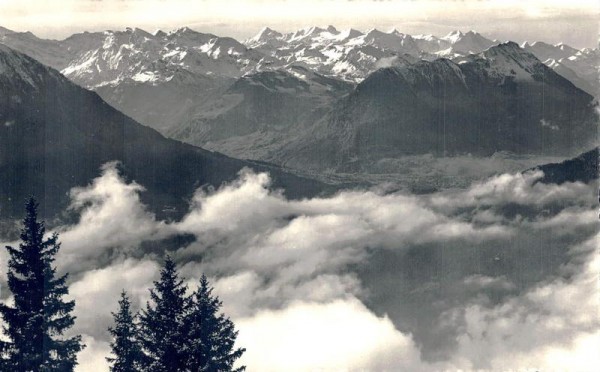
xmin=0 ymin=44 xmax=327 ymax=220
xmin=0 ymin=25 xmax=597 ymax=184
xmin=521 ymin=41 xmax=598 ymax=97
xmin=2 ymin=25 xmax=595 ymax=89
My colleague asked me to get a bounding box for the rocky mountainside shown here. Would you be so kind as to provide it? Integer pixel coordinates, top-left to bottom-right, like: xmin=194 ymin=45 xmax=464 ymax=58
xmin=1 ymin=24 xmax=595 ymax=93
xmin=0 ymin=27 xmax=264 ymax=133
xmin=168 ymin=65 xmax=353 ymax=160
xmin=0 ymin=44 xmax=327 ymax=220
xmin=522 ymin=41 xmax=598 ymax=96
xmin=245 ymin=27 xmax=497 ymax=81
xmin=438 ymin=30 xmax=497 ymax=56
xmin=1 ymin=25 xmax=597 ymax=177
xmin=268 ymin=42 xmax=597 ymax=172
xmin=0 ymin=26 xmax=595 ymax=134
xmin=0 ymin=27 xmax=261 ymax=86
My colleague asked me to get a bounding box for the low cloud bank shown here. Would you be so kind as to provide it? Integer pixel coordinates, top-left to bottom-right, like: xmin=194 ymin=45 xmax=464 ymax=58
xmin=1 ymin=163 xmax=596 ymax=371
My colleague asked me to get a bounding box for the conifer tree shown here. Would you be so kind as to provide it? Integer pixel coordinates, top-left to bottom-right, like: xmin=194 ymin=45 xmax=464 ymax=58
xmin=138 ymin=256 xmax=189 ymax=371
xmin=0 ymin=197 xmax=84 ymax=371
xmin=184 ymin=274 xmax=246 ymax=371
xmin=107 ymin=291 xmax=143 ymax=372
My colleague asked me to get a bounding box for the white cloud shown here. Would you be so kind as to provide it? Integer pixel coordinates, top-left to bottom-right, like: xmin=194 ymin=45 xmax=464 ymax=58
xmin=177 ymin=168 xmax=512 ymax=268
xmin=69 ymin=259 xmax=161 ymax=372
xmin=462 ymin=274 xmax=516 ymax=292
xmin=171 ymin=169 xmax=512 ymax=324
xmin=236 ymin=298 xmax=428 ymax=372
xmin=430 ymin=170 xmax=592 ymax=210
xmin=57 ymin=162 xmax=171 ymax=272
xmin=69 ymin=258 xmax=160 ymax=339
xmin=531 ymin=207 xmax=598 ymax=232
xmin=77 ymin=335 xmax=111 ymax=372
xmin=1 ymin=163 xmax=596 ymax=371
xmin=446 ymin=234 xmax=600 ymax=371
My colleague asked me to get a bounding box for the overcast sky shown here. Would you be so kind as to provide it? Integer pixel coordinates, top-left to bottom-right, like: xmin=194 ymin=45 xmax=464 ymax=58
xmin=0 ymin=0 xmax=597 ymax=48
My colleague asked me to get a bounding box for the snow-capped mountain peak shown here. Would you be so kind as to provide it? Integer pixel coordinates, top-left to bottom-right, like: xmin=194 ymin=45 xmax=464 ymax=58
xmin=345 ymin=28 xmax=419 ymax=55
xmin=43 ymin=26 xmax=261 ymax=87
xmin=0 ymin=24 xmax=594 ymax=97
xmin=443 ymin=30 xmax=464 ymax=43
xmin=170 ymin=26 xmax=195 ymax=35
xmin=440 ymin=30 xmax=496 ymax=56
xmin=477 ymin=41 xmax=545 ymax=81
xmin=555 ymin=42 xmax=579 ymax=55
xmin=483 ymin=41 xmax=535 ymax=58
xmin=126 ymin=27 xmax=151 ymax=36
xmin=413 ymin=34 xmax=436 ymax=41
xmin=288 ymin=26 xmax=326 ymax=41
xmin=521 ymin=40 xmax=579 ymax=62
xmin=248 ymin=27 xmax=282 ymax=44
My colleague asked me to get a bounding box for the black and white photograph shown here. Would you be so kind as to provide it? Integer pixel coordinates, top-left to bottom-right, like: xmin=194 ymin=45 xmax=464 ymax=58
xmin=0 ymin=1 xmax=598 ymax=370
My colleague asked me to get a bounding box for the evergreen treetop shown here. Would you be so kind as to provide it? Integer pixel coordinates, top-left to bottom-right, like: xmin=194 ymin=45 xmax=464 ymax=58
xmin=135 ymin=258 xmax=246 ymax=371
xmin=0 ymin=197 xmax=84 ymax=371
xmin=107 ymin=290 xmax=144 ymax=372
xmin=138 ymin=256 xmax=189 ymax=371
xmin=184 ymin=274 xmax=246 ymax=372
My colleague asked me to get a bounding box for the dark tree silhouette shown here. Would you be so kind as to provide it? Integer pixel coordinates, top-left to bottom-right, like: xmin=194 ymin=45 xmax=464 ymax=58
xmin=0 ymin=197 xmax=84 ymax=371
xmin=138 ymin=256 xmax=189 ymax=371
xmin=184 ymin=274 xmax=246 ymax=371
xmin=107 ymin=291 xmax=144 ymax=372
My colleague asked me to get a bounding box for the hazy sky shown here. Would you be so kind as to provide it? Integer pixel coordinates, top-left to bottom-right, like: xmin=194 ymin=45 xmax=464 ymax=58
xmin=0 ymin=0 xmax=597 ymax=48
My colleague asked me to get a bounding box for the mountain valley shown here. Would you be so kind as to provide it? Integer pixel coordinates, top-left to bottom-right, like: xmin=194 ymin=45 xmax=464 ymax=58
xmin=0 ymin=25 xmax=597 ymax=204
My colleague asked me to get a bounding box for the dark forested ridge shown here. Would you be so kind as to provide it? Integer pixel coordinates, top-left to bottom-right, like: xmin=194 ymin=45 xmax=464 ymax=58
xmin=534 ymin=147 xmax=599 ymax=185
xmin=0 ymin=44 xmax=329 ymax=220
